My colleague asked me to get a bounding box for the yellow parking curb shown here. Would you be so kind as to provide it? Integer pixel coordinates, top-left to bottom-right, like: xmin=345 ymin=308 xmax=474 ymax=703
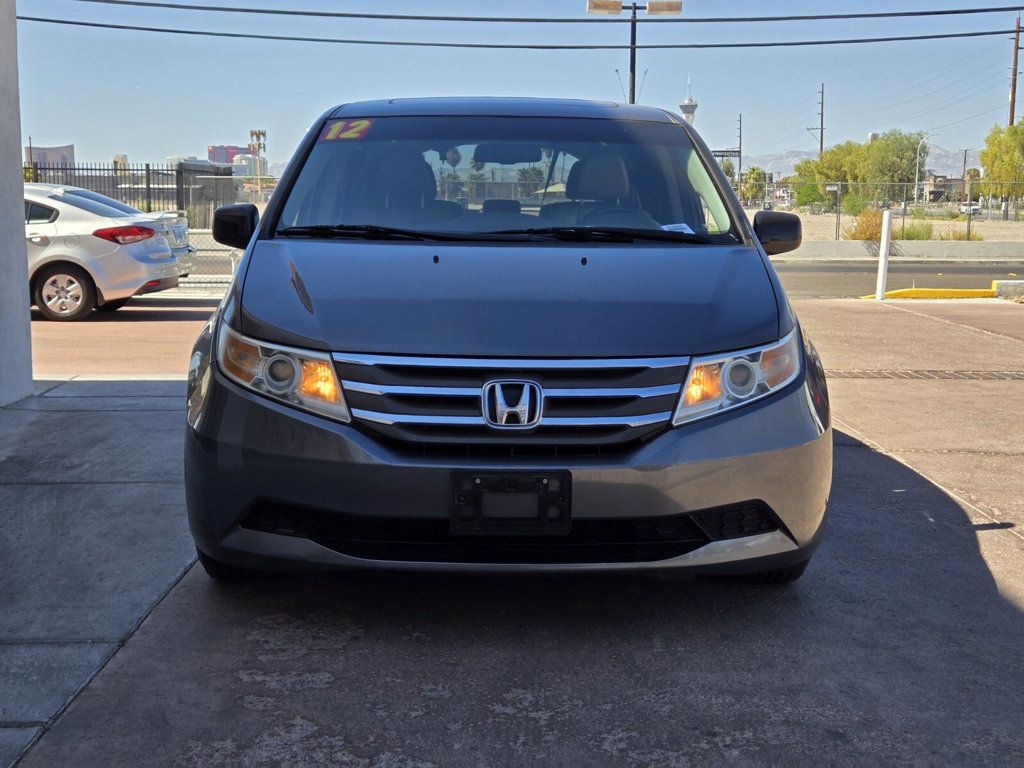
xmin=859 ymin=288 xmax=997 ymax=300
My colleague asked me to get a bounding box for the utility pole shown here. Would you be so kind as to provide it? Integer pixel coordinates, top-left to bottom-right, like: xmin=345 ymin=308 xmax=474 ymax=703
xmin=1011 ymin=16 xmax=1021 ymax=126
xmin=807 ymin=83 xmax=825 ymax=157
xmin=961 ymin=149 xmax=968 ymax=202
xmin=818 ymin=83 xmax=825 ymax=156
xmin=249 ymin=128 xmax=266 ymax=198
xmin=737 ymin=114 xmax=744 ymax=189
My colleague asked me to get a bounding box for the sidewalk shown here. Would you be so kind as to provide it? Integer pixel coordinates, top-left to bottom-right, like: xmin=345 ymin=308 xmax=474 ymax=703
xmin=4 ymin=299 xmax=1024 ymax=766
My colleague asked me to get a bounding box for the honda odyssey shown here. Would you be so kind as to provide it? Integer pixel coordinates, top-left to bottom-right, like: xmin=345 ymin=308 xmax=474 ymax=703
xmin=185 ymin=98 xmax=832 ymax=582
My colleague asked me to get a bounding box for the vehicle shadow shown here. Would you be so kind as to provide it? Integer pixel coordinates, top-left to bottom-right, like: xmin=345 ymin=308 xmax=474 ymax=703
xmin=29 ymin=299 xmax=219 ymax=324
xmin=20 ymin=429 xmax=1024 ymax=766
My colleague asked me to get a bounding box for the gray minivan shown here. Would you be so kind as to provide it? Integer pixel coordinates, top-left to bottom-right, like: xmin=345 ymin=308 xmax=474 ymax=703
xmin=185 ymin=98 xmax=831 ymax=582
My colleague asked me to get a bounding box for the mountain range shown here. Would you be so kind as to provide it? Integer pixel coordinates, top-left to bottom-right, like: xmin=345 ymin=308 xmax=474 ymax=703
xmin=742 ymin=146 xmax=982 ymax=180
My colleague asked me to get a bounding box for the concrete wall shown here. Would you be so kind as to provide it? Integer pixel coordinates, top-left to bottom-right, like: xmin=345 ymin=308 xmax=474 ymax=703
xmin=0 ymin=0 xmax=33 ymax=405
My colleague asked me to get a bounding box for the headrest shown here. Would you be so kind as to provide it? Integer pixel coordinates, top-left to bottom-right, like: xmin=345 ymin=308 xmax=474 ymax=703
xmin=374 ymin=149 xmax=437 ymax=200
xmin=482 ymin=199 xmax=522 ymax=214
xmin=566 ymin=155 xmax=630 ymax=200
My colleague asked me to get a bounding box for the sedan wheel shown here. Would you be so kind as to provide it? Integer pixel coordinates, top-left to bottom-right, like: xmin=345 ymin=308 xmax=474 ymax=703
xmin=33 ymin=265 xmax=96 ymax=321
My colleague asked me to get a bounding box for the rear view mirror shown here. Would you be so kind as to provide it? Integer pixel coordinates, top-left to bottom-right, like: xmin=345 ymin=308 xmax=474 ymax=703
xmin=212 ymin=204 xmax=259 ymax=250
xmin=753 ymin=211 xmax=801 ymax=256
xmin=472 ymin=143 xmax=543 ymax=165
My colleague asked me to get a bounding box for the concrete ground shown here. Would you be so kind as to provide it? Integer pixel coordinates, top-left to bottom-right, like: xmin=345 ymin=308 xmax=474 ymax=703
xmin=3 ymin=298 xmax=1023 ymax=766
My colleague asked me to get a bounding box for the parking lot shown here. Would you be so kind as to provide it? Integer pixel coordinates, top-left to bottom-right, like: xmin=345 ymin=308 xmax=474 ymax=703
xmin=2 ymin=295 xmax=1021 ymax=766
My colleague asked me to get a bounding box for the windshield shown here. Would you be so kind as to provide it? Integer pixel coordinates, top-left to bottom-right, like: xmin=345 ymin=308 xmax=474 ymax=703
xmin=277 ymin=116 xmax=739 ymax=243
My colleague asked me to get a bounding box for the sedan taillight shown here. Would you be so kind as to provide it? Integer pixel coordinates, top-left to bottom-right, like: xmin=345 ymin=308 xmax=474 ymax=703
xmin=92 ymin=225 xmax=155 ymax=244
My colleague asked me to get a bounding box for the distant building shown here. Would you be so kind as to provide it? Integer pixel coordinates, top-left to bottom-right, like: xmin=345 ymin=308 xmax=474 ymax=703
xmin=921 ymin=174 xmax=965 ymax=202
xmin=112 ymin=154 xmax=128 ymax=169
xmin=679 ymin=76 xmax=698 ymax=125
xmin=232 ymin=154 xmax=267 ymax=176
xmin=208 ymin=144 xmax=248 ymax=164
xmin=867 ymin=132 xmax=881 ymax=143
xmin=24 ymin=143 xmax=75 ymax=166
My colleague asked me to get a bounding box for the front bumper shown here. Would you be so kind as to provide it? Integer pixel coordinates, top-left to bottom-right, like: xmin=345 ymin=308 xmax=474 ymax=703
xmin=186 ymin=369 xmax=832 ymax=574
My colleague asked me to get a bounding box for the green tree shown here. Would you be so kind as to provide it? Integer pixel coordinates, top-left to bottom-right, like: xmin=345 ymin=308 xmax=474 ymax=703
xmin=516 ymin=166 xmax=545 ymax=184
xmin=720 ymin=159 xmax=735 ymax=182
xmin=980 ymin=122 xmax=1024 ymax=198
xmin=445 ymin=147 xmax=462 ymax=175
xmin=740 ymin=166 xmax=767 ymax=203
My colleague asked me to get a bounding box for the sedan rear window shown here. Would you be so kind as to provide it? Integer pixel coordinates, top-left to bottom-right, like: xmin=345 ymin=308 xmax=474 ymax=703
xmin=277 ymin=116 xmax=739 ymax=243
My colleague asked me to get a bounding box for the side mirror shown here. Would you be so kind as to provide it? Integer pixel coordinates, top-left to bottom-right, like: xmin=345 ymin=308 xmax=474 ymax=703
xmin=212 ymin=204 xmax=259 ymax=250
xmin=753 ymin=210 xmax=801 ymax=256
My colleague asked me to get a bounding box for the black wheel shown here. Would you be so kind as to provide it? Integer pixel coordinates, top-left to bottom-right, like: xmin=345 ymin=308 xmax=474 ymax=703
xmin=33 ymin=264 xmax=96 ymax=321
xmin=196 ymin=549 xmax=260 ymax=582
xmin=744 ymin=559 xmax=810 ymax=584
xmin=97 ymin=298 xmax=131 ymax=312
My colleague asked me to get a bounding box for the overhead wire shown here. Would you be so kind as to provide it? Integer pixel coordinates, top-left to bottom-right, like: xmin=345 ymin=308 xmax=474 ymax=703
xmin=58 ymin=0 xmax=1024 ymax=25
xmin=14 ymin=17 xmax=1023 ymax=50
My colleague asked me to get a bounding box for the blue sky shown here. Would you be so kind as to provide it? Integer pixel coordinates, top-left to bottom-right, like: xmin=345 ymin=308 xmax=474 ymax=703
xmin=15 ymin=0 xmax=1019 ymax=163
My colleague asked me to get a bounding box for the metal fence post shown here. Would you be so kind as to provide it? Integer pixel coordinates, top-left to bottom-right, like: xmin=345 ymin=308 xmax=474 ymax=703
xmin=144 ymin=163 xmax=152 ymax=212
xmin=875 ymin=210 xmax=893 ymax=301
xmin=175 ymin=163 xmax=185 ymax=212
xmin=835 ymin=182 xmax=842 ymax=240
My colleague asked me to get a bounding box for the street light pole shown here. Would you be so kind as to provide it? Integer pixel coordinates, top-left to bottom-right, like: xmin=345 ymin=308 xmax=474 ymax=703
xmin=914 ymin=132 xmax=942 ymax=205
xmin=586 ymin=1 xmax=681 ymax=105
xmin=628 ymin=3 xmax=638 ymax=104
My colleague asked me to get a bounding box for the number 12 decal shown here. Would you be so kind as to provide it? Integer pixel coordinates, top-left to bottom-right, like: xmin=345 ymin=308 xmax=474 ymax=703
xmin=320 ymin=119 xmax=374 ymax=142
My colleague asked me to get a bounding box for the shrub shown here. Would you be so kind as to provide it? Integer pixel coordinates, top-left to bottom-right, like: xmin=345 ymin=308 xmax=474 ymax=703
xmin=841 ymin=192 xmax=870 ymax=216
xmin=938 ymin=229 xmax=984 ymax=241
xmin=897 ymin=221 xmax=933 ymax=240
xmin=845 ymin=208 xmax=882 ymax=240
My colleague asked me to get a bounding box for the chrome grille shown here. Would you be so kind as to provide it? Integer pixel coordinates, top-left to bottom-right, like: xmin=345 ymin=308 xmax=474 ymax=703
xmin=333 ymin=353 xmax=689 ymax=449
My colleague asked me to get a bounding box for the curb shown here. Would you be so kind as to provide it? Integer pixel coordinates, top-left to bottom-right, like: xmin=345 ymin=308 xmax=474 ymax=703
xmin=859 ymin=288 xmax=997 ymax=300
xmin=993 ymin=279 xmax=1024 ymax=298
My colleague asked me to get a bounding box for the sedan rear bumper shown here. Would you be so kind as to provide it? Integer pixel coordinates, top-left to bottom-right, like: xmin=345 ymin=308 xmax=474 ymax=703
xmin=186 ymin=365 xmax=832 ymax=575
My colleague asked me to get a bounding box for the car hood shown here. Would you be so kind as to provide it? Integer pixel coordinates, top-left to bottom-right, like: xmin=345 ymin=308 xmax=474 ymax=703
xmin=237 ymin=240 xmax=781 ymax=357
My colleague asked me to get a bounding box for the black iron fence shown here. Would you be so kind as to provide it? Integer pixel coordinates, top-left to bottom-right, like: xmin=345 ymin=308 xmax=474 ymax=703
xmin=22 ymin=161 xmax=264 ymax=228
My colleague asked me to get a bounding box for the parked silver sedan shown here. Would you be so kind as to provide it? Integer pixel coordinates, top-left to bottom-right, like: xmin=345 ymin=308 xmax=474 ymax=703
xmin=25 ymin=185 xmax=179 ymax=320
xmin=24 ymin=183 xmax=194 ymax=277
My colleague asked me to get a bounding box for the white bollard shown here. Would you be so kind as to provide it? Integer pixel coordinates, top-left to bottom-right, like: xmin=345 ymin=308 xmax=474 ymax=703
xmin=875 ymin=209 xmax=893 ymax=301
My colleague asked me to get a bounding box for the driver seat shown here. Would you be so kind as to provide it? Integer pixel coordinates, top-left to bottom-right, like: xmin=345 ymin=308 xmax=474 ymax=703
xmin=540 ymin=154 xmax=632 ymax=226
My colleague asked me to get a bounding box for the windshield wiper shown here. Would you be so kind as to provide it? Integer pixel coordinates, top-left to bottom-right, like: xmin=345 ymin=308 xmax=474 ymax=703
xmin=277 ymin=224 xmax=465 ymax=241
xmin=488 ymin=226 xmax=716 ymax=244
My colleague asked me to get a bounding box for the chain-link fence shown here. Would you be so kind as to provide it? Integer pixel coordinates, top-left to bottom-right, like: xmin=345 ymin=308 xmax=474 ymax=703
xmin=739 ymin=181 xmax=1024 ymax=242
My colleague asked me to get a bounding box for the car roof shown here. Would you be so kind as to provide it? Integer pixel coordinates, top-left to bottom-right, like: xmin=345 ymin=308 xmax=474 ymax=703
xmin=330 ymin=97 xmax=679 ymax=123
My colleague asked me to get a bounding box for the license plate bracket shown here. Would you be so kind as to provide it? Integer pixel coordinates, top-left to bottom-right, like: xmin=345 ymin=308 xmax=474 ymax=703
xmin=451 ymin=472 xmax=571 ymax=536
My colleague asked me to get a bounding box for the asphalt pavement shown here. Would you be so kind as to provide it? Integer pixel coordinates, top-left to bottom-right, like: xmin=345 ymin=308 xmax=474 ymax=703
xmin=4 ymin=298 xmax=1023 ymax=766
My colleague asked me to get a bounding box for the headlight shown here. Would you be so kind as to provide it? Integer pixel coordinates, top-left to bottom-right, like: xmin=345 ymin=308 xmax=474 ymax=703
xmin=216 ymin=324 xmax=350 ymax=423
xmin=673 ymin=330 xmax=801 ymax=426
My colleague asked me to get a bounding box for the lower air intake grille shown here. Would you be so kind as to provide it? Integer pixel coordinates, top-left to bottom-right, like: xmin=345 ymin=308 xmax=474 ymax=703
xmin=240 ymin=500 xmax=779 ymax=565
xmin=690 ymin=501 xmax=779 ymax=541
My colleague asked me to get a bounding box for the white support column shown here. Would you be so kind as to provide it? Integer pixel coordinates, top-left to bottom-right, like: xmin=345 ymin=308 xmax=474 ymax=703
xmin=875 ymin=210 xmax=894 ymax=301
xmin=0 ymin=0 xmax=33 ymax=405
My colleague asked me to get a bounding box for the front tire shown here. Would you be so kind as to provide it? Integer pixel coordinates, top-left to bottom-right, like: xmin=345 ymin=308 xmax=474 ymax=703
xmin=33 ymin=264 xmax=96 ymax=321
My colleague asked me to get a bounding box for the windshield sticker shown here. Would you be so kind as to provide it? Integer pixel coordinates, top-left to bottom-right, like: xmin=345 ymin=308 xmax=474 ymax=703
xmin=662 ymin=223 xmax=696 ymax=234
xmin=320 ymin=119 xmax=375 ymax=142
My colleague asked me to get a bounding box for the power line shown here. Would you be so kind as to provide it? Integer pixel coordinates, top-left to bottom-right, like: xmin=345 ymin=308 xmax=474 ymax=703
xmin=60 ymin=0 xmax=1024 ymax=25
xmin=15 ymin=17 xmax=1023 ymax=50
